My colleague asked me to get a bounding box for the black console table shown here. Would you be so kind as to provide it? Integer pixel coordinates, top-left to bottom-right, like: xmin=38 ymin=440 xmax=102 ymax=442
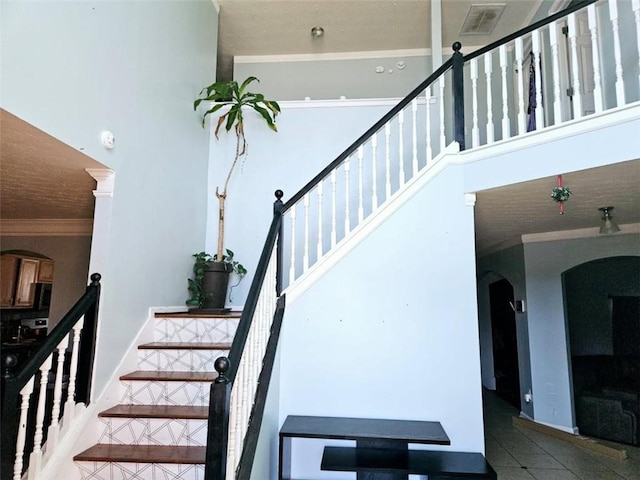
xmin=278 ymin=415 xmax=451 ymax=480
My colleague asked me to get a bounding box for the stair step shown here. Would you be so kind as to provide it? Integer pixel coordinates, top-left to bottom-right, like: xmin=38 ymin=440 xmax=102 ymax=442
xmin=100 ymin=404 xmax=209 ymax=419
xmin=74 ymin=444 xmax=205 ymax=463
xmin=154 ymin=311 xmax=241 ymax=318
xmin=139 ymin=342 xmax=231 ymax=349
xmin=97 ymin=406 xmax=208 ymax=446
xmin=154 ymin=315 xmax=240 ymax=344
xmin=120 ymin=371 xmax=216 ymax=382
xmin=119 ymin=371 xmax=216 ymax=406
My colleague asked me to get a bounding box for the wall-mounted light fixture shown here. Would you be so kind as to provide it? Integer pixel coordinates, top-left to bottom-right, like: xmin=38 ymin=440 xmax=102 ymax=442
xmin=598 ymin=206 xmax=620 ymax=234
xmin=311 ymin=27 xmax=324 ymax=38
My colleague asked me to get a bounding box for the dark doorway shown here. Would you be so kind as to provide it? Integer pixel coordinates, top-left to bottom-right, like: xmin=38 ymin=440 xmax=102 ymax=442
xmin=490 ymin=279 xmax=521 ymax=410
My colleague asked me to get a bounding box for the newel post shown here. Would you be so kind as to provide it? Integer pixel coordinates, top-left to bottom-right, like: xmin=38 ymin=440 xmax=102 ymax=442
xmin=76 ymin=272 xmax=102 ymax=405
xmin=205 ymin=357 xmax=232 ymax=480
xmin=452 ymin=42 xmax=466 ymax=151
xmin=274 ymin=190 xmax=284 ymax=296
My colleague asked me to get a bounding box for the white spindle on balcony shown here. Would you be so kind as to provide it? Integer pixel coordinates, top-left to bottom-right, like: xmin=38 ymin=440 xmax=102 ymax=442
xmin=384 ymin=123 xmax=391 ymax=198
xmin=633 ymin=0 xmax=640 ymax=89
xmin=470 ymin=58 xmax=480 ymax=147
xmin=316 ymin=181 xmax=324 ymax=259
xmin=609 ymin=0 xmax=626 ymax=105
xmin=588 ymin=4 xmax=604 ymax=113
xmin=303 ymin=193 xmax=310 ymax=272
xmin=532 ymin=29 xmax=544 ymax=130
xmin=357 ymin=146 xmax=364 ymax=223
xmin=568 ymin=13 xmax=584 ymax=119
xmin=371 ymin=133 xmax=378 ymax=209
xmin=549 ymin=21 xmax=564 ymax=124
xmin=398 ymin=111 xmax=405 ymax=187
xmin=411 ymin=99 xmax=418 ymax=175
xmin=344 ymin=157 xmax=351 ymax=234
xmin=289 ymin=206 xmax=296 ymax=280
xmin=515 ymin=37 xmax=526 ymax=134
xmin=330 ymin=170 xmax=337 ymax=247
xmin=425 ymin=86 xmax=433 ymax=164
xmin=499 ymin=45 xmax=510 ymax=139
xmin=485 ymin=52 xmax=495 ymax=144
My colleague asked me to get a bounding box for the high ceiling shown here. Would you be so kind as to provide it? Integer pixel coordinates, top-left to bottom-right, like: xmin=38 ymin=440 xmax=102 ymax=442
xmin=216 ymin=0 xmax=553 ymax=81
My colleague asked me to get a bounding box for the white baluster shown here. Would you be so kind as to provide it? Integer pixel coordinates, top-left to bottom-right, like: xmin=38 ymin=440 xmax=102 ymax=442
xmin=14 ymin=378 xmax=35 ymax=480
xmin=499 ymin=45 xmax=511 ymax=139
xmin=317 ymin=181 xmax=324 ymax=259
xmin=398 ymin=111 xmax=405 ymax=186
xmin=62 ymin=319 xmax=83 ymax=430
xmin=485 ymin=52 xmax=495 ymax=144
xmin=515 ymin=37 xmax=526 ymax=134
xmin=29 ymin=356 xmax=53 ymax=480
xmin=567 ymin=14 xmax=584 ymax=119
xmin=549 ymin=21 xmax=564 ymax=124
xmin=588 ymin=4 xmax=604 ymax=113
xmin=303 ymin=193 xmax=309 ymax=272
xmin=330 ymin=170 xmax=337 ymax=247
xmin=384 ymin=123 xmax=391 ymax=198
xmin=633 ymin=0 xmax=640 ymax=92
xmin=289 ymin=207 xmax=296 ymax=281
xmin=425 ymin=86 xmax=433 ymax=164
xmin=532 ymin=29 xmax=545 ymax=129
xmin=609 ymin=0 xmax=626 ymax=105
xmin=344 ymin=157 xmax=351 ymax=235
xmin=226 ymin=382 xmax=239 ymax=480
xmin=371 ymin=133 xmax=378 ymax=210
xmin=439 ymin=77 xmax=446 ymax=152
xmin=48 ymin=339 xmax=67 ymax=449
xmin=470 ymin=58 xmax=480 ymax=147
xmin=411 ymin=99 xmax=418 ymax=176
xmin=357 ymin=146 xmax=364 ymax=223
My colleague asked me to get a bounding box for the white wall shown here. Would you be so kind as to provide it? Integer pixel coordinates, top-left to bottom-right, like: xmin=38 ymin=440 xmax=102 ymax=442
xmin=278 ymin=165 xmax=484 ymax=479
xmin=524 ymin=233 xmax=640 ymax=431
xmin=207 ymin=100 xmax=398 ymax=306
xmin=1 ymin=0 xmax=219 ymax=395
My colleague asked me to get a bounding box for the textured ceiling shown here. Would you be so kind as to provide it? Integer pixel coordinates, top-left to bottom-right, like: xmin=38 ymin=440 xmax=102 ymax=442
xmin=0 ymin=109 xmax=103 ymax=220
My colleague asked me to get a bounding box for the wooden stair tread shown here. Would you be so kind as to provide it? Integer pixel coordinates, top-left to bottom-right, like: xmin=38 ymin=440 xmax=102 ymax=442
xmin=120 ymin=370 xmax=216 ymax=381
xmin=99 ymin=404 xmax=209 ymax=419
xmin=138 ymin=342 xmax=231 ymax=350
xmin=74 ymin=444 xmax=206 ymax=464
xmin=154 ymin=311 xmax=241 ymax=319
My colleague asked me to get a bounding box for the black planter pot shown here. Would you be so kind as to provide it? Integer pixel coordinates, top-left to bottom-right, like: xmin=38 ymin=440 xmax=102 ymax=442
xmin=201 ymin=262 xmax=232 ymax=310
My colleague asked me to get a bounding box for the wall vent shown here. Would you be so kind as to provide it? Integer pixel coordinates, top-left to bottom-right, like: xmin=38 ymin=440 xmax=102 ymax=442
xmin=460 ymin=4 xmax=506 ymax=35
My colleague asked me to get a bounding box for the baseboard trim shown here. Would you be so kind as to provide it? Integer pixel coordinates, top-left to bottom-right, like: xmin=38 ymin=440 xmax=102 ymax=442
xmin=512 ymin=416 xmax=628 ymax=460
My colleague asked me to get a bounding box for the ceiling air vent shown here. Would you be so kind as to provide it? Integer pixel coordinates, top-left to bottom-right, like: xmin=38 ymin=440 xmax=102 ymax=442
xmin=460 ymin=4 xmax=506 ymax=35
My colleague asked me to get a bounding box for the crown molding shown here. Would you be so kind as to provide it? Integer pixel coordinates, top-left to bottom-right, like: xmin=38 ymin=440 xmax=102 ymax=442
xmin=1 ymin=218 xmax=93 ymax=237
xmin=521 ymin=223 xmax=640 ymax=244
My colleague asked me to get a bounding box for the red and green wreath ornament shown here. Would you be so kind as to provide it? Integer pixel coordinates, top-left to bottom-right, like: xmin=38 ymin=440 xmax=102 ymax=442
xmin=550 ymin=175 xmax=571 ymax=214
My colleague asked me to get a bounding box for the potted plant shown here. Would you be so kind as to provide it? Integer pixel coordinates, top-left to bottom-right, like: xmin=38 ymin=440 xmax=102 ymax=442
xmin=186 ymin=250 xmax=247 ymax=311
xmin=190 ymin=76 xmax=280 ymax=310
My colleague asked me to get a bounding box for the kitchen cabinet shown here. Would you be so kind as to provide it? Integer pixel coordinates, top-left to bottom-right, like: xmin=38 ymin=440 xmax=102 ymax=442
xmin=37 ymin=260 xmax=55 ymax=283
xmin=14 ymin=258 xmax=40 ymax=307
xmin=1 ymin=255 xmax=20 ymax=307
xmin=1 ymin=254 xmax=52 ymax=308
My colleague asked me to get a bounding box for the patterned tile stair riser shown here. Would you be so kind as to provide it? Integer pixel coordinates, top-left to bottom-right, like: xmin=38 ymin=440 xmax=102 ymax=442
xmin=74 ymin=312 xmax=240 ymax=480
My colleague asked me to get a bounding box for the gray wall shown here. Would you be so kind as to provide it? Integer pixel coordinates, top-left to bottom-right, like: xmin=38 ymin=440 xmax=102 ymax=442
xmin=524 ymin=233 xmax=640 ymax=430
xmin=1 ymin=0 xmax=218 ymax=395
xmin=0 ymin=236 xmax=92 ymax=329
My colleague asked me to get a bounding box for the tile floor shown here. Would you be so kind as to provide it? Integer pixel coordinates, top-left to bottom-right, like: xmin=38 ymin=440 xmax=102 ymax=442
xmin=483 ymin=390 xmax=640 ymax=480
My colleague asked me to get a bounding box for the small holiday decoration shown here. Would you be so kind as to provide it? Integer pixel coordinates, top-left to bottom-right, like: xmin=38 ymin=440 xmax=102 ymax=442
xmin=550 ymin=175 xmax=571 ymax=214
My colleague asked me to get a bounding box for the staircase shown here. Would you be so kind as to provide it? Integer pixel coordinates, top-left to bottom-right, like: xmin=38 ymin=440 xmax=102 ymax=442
xmin=73 ymin=311 xmax=240 ymax=480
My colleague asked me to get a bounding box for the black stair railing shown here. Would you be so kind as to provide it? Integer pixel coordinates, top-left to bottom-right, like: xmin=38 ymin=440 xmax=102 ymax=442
xmin=1 ymin=273 xmax=102 ymax=480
